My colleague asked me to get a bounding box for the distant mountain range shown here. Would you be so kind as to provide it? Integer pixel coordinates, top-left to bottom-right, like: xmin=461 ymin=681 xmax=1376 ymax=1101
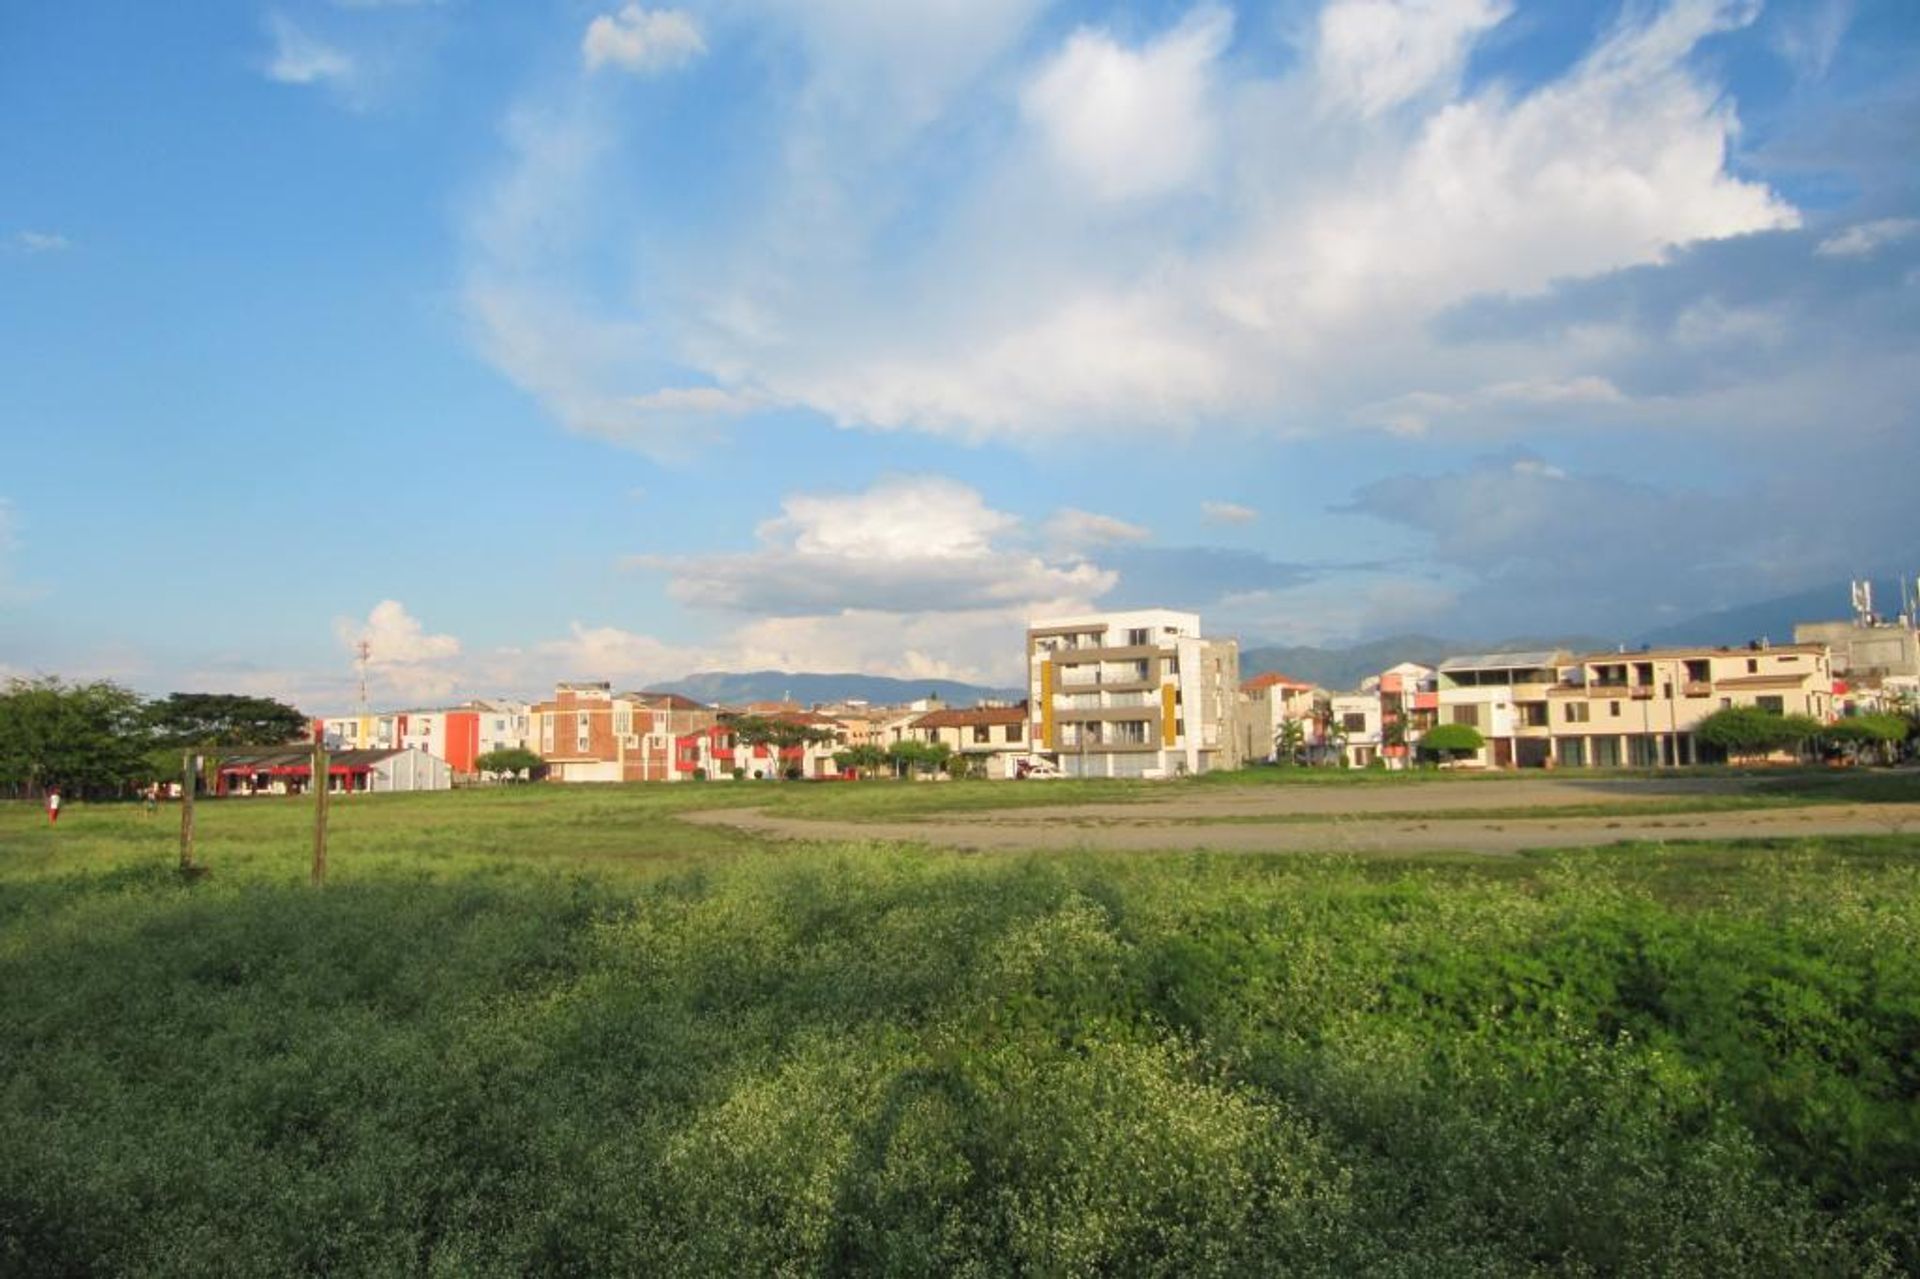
xmin=1633 ymin=576 xmax=1913 ymax=649
xmin=655 ymin=670 xmax=1022 ymax=707
xmin=1239 ymin=576 xmax=1914 ymax=691
xmin=1239 ymin=633 xmax=1613 ymax=693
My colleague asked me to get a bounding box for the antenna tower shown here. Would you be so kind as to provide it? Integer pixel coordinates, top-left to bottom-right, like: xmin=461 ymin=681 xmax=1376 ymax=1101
xmin=356 ymin=640 xmax=371 ymax=714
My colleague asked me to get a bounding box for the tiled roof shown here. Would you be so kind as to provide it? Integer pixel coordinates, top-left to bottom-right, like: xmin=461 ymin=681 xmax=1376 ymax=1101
xmin=1241 ymin=671 xmax=1314 ymax=692
xmin=911 ymin=705 xmax=1030 ymax=729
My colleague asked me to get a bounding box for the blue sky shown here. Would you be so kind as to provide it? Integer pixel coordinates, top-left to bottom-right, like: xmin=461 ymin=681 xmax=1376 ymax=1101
xmin=2 ymin=0 xmax=1916 ymax=709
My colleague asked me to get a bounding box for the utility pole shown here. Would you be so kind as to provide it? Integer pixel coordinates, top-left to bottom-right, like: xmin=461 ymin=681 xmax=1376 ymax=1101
xmin=311 ymin=726 xmax=330 ymax=887
xmin=179 ymin=750 xmax=197 ymax=872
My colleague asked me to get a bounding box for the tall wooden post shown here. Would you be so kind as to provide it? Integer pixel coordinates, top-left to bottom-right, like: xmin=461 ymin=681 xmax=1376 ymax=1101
xmin=179 ymin=751 xmax=197 ymax=871
xmin=311 ymin=741 xmax=330 ymax=887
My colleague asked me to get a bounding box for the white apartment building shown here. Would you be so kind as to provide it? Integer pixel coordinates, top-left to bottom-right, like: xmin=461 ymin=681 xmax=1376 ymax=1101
xmin=1435 ymin=651 xmax=1570 ymax=770
xmin=1027 ymin=609 xmax=1242 ymax=778
xmin=1330 ymin=692 xmax=1383 ymax=768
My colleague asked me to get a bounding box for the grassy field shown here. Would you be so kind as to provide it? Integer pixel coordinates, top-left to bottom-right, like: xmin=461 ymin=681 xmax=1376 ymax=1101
xmin=3 ymin=784 xmax=1918 ymax=1274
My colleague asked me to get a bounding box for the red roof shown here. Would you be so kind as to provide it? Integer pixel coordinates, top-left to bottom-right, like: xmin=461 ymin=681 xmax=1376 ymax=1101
xmin=1242 ymin=671 xmax=1314 ymax=693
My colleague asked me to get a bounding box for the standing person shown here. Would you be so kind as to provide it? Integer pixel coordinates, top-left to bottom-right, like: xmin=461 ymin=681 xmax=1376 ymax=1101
xmin=47 ymin=787 xmax=61 ymax=825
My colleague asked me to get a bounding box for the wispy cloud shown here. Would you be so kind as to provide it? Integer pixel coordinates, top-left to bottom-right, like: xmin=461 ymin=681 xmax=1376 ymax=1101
xmin=582 ymin=6 xmax=706 ymax=75
xmin=1045 ymin=508 xmax=1151 ymax=548
xmin=264 ymin=14 xmax=355 ymax=88
xmin=1201 ymin=501 xmax=1257 ymax=526
xmin=1815 ymin=217 xmax=1920 ymax=258
xmin=12 ymin=230 xmax=70 ymax=254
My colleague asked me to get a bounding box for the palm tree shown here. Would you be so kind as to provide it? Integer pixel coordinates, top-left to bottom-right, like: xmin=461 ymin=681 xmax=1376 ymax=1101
xmin=1274 ymin=717 xmax=1306 ymax=766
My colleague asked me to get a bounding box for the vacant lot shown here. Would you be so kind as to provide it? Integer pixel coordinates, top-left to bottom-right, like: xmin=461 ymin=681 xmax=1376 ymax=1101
xmin=2 ymin=777 xmax=1917 ymax=1274
xmin=690 ymin=771 xmax=1920 ymax=854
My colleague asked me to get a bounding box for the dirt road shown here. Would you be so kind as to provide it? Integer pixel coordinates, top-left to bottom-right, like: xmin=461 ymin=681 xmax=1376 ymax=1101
xmin=683 ymin=778 xmax=1920 ymax=856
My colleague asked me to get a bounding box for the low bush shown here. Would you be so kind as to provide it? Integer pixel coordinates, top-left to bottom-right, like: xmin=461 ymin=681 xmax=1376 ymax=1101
xmin=1 ymin=803 xmax=1916 ymax=1273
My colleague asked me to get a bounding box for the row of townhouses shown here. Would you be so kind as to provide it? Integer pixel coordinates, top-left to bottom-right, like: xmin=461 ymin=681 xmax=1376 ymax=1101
xmin=312 ymin=591 xmax=1916 ymax=785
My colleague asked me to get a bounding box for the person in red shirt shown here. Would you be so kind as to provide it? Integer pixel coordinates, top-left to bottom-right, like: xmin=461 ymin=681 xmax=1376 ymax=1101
xmin=46 ymin=787 xmax=62 ymax=825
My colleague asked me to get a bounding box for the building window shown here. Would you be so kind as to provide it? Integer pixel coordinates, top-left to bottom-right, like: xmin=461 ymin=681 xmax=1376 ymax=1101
xmin=1564 ymin=703 xmax=1590 ymax=724
xmin=973 ymin=725 xmax=990 ymax=743
xmin=1008 ymin=721 xmax=1024 ymax=742
xmin=1127 ymin=627 xmax=1149 ymax=646
xmin=1451 ymin=705 xmax=1480 ymax=728
xmin=1343 ymin=713 xmax=1368 ymax=732
xmin=1747 ymin=658 xmax=1759 ymax=673
xmin=1610 ymin=701 xmax=1621 ymax=716
xmin=1757 ymin=695 xmax=1785 ymax=714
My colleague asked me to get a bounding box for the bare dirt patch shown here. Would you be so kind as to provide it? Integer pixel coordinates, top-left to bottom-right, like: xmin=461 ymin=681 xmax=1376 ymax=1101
xmin=683 ymin=776 xmax=1920 ymax=856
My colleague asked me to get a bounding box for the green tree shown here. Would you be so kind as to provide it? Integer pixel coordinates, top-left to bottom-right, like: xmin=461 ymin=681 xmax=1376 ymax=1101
xmin=886 ymin=739 xmax=951 ymax=778
xmin=1417 ymin=722 xmax=1485 ymax=764
xmin=145 ymin=692 xmax=308 ymax=748
xmin=1819 ymin=714 xmax=1910 ymax=765
xmin=723 ymin=713 xmax=839 ymax=757
xmin=475 ymin=747 xmax=543 ymax=780
xmin=0 ymin=676 xmax=154 ymax=799
xmin=1696 ymin=706 xmax=1822 ymax=763
xmin=831 ymin=743 xmax=888 ymax=779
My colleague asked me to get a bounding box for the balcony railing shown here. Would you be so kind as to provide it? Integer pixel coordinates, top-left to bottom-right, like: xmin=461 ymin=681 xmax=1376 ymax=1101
xmin=1630 ymin=686 xmax=1654 ymax=700
xmin=1682 ymin=680 xmax=1713 ymax=697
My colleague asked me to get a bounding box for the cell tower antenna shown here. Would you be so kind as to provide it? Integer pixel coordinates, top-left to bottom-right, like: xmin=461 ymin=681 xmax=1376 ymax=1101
xmin=356 ymin=640 xmax=371 ymax=714
xmin=1850 ymin=578 xmax=1874 ymax=626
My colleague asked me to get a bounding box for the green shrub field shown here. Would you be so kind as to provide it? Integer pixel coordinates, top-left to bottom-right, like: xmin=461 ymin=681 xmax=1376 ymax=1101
xmin=2 ymin=789 xmax=1917 ymax=1275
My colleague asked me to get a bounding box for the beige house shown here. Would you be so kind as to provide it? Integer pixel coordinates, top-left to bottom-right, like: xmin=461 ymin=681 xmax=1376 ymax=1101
xmin=1430 ymin=644 xmax=1835 ymax=769
xmin=1238 ymin=672 xmax=1328 ymax=764
xmin=1546 ymin=643 xmax=1833 ymax=768
xmin=906 ymin=704 xmax=1032 ymax=778
xmin=1027 ymin=609 xmax=1242 ymax=778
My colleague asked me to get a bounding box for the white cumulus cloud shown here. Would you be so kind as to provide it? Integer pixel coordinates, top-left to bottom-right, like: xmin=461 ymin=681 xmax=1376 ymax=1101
xmin=332 ymin=600 xmax=464 ymax=702
xmin=1021 ymin=6 xmax=1232 ymax=202
xmin=466 ymin=0 xmax=1797 ymax=454
xmin=582 ymin=6 xmax=705 ymax=74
